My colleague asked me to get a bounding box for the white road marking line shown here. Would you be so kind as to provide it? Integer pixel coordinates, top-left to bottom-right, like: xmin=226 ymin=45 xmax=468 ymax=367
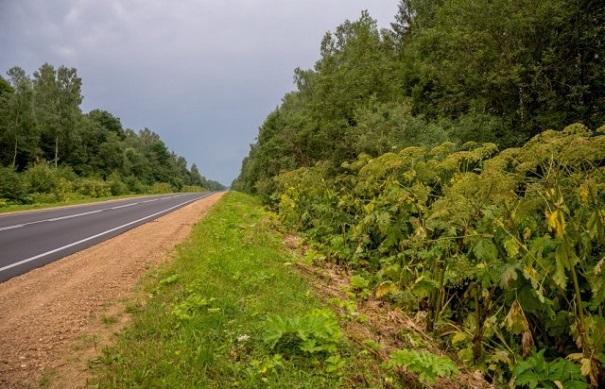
xmin=0 ymin=224 xmax=24 ymax=232
xmin=47 ymin=209 xmax=103 ymax=222
xmin=0 ymin=201 xmax=142 ymax=231
xmin=0 ymin=196 xmax=202 ymax=273
xmin=110 ymin=203 xmax=139 ymax=210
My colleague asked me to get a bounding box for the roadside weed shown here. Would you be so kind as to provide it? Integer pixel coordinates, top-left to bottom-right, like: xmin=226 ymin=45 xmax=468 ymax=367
xmin=91 ymin=192 xmax=379 ymax=388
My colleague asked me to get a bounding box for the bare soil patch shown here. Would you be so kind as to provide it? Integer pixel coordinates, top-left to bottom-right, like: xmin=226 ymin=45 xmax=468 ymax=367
xmin=0 ymin=192 xmax=224 ymax=389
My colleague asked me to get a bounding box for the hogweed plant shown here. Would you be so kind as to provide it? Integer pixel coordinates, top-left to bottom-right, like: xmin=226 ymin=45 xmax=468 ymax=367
xmin=273 ymin=125 xmax=605 ymax=386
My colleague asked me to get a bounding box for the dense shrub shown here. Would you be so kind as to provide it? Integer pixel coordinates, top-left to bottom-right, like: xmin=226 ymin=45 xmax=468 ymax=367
xmin=0 ymin=167 xmax=26 ymax=202
xmin=150 ymin=182 xmax=173 ymax=194
xmin=107 ymin=172 xmax=129 ymax=196
xmin=273 ymin=125 xmax=605 ymax=386
xmin=122 ymin=176 xmax=146 ymax=194
xmin=180 ymin=185 xmax=206 ymax=193
xmin=53 ymin=177 xmax=73 ymax=202
xmin=76 ymin=178 xmax=111 ymax=198
xmin=24 ymin=164 xmax=57 ymax=194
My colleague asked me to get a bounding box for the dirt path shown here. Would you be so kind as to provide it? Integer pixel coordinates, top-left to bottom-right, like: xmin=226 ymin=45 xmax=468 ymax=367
xmin=0 ymin=192 xmax=224 ymax=389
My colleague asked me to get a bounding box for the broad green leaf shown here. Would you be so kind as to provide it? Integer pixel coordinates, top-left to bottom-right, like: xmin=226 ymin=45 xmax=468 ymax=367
xmin=552 ymin=254 xmax=568 ymax=289
xmin=587 ymin=210 xmax=605 ymax=241
xmin=387 ymin=349 xmax=459 ymax=384
xmin=472 ymin=238 xmax=498 ymax=261
xmin=587 ymin=259 xmax=605 ymax=309
xmin=451 ymin=331 xmax=468 ymax=346
xmin=412 ymin=276 xmax=439 ymax=298
xmin=325 ymin=355 xmax=346 ymax=372
xmin=555 ymin=240 xmax=579 ymax=269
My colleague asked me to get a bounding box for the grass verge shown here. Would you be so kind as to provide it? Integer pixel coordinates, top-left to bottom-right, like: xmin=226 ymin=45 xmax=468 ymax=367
xmin=0 ymin=191 xmax=208 ymax=214
xmin=90 ymin=191 xmax=382 ymax=388
xmin=0 ymin=194 xmax=151 ymax=214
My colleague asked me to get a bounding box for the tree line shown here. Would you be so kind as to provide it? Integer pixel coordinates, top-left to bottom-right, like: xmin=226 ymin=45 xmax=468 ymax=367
xmin=0 ymin=63 xmax=224 ymax=205
xmin=233 ymin=0 xmax=605 ymax=386
xmin=232 ymin=0 xmax=604 ymax=199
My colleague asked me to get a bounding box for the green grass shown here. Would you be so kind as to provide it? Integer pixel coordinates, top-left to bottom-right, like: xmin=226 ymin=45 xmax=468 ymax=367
xmin=0 ymin=190 xmax=208 ymax=214
xmin=90 ymin=191 xmax=381 ymax=388
xmin=0 ymin=193 xmax=149 ymax=214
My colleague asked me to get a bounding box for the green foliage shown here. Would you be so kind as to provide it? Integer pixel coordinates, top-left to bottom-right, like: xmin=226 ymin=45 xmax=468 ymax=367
xmin=0 ymin=63 xmax=222 ymax=206
xmin=386 ymin=349 xmax=460 ymax=384
xmin=123 ymin=175 xmax=147 ymax=194
xmin=75 ymin=178 xmax=111 ymax=198
xmin=53 ymin=176 xmax=73 ymax=202
xmin=172 ymin=294 xmax=215 ymax=321
xmin=32 ymin=63 xmax=82 ymax=168
xmin=0 ymin=167 xmax=26 ymax=202
xmin=180 ymin=185 xmax=206 ymax=193
xmin=350 ymin=275 xmax=370 ymax=291
xmin=106 ymin=172 xmax=129 ymax=196
xmin=158 ymin=273 xmax=180 ymax=286
xmin=511 ymin=350 xmax=588 ymax=389
xmin=149 ymin=182 xmax=173 ymax=194
xmin=399 ymin=0 xmax=605 ymax=144
xmin=24 ymin=163 xmax=57 ymax=194
xmin=235 ymin=0 xmax=605 ymax=197
xmin=263 ymin=309 xmax=344 ymax=359
xmin=232 ymin=1 xmax=605 ymax=385
xmin=92 ymin=192 xmax=378 ymax=388
xmin=267 ymin=125 xmax=605 ymax=385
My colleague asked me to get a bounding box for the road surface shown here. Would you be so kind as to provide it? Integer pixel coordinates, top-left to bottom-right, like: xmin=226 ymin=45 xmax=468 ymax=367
xmin=0 ymin=192 xmax=211 ymax=282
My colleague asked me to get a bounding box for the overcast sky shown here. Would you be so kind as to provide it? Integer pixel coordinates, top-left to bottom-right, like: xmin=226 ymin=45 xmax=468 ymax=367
xmin=1 ymin=0 xmax=398 ymax=185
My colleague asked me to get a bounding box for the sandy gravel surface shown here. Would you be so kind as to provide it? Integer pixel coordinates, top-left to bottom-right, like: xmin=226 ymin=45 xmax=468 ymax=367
xmin=0 ymin=192 xmax=224 ymax=389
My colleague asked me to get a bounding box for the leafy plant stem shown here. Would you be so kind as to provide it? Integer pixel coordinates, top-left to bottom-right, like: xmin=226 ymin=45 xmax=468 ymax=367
xmin=472 ymin=282 xmax=483 ymax=363
xmin=472 ymin=282 xmax=497 ymax=363
xmin=427 ymin=257 xmax=445 ymax=333
xmin=566 ymin=239 xmax=589 ymax=357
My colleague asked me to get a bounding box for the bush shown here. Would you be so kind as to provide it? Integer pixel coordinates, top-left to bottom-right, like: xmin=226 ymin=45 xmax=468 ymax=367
xmin=123 ymin=176 xmax=147 ymax=194
xmin=180 ymin=185 xmax=206 ymax=193
xmin=53 ymin=177 xmax=74 ymax=202
xmin=76 ymin=178 xmax=111 ymax=198
xmin=24 ymin=164 xmax=56 ymax=194
xmin=31 ymin=192 xmax=61 ymax=204
xmin=107 ymin=172 xmax=130 ymax=196
xmin=109 ymin=179 xmax=129 ymax=196
xmin=150 ymin=182 xmax=173 ymax=194
xmin=272 ymin=125 xmax=605 ymax=384
xmin=0 ymin=167 xmax=26 ymax=202
xmin=55 ymin=166 xmax=78 ymax=182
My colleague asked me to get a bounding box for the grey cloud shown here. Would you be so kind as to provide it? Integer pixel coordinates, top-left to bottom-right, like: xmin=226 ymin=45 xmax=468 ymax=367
xmin=1 ymin=0 xmax=397 ymax=185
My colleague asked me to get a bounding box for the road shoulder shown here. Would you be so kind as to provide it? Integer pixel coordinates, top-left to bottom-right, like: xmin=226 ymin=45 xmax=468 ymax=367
xmin=0 ymin=192 xmax=224 ymax=389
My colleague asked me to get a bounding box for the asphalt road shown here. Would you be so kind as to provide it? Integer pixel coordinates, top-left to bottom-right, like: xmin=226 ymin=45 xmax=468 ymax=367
xmin=0 ymin=192 xmax=211 ymax=282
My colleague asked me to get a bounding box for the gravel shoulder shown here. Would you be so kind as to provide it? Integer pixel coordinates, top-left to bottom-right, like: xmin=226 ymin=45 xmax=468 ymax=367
xmin=0 ymin=192 xmax=224 ymax=389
